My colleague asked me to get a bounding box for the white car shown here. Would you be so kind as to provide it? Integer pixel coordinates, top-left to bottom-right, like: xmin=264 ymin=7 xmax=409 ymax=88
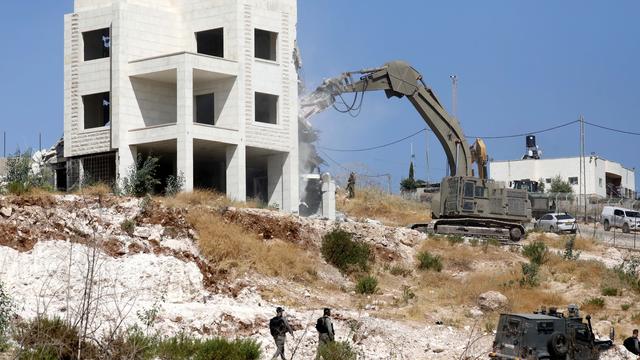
xmin=602 ymin=206 xmax=640 ymax=233
xmin=535 ymin=213 xmax=577 ymax=234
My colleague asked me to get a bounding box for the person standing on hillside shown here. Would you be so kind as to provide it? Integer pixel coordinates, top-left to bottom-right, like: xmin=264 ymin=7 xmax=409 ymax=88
xmin=346 ymin=172 xmax=356 ymax=199
xmin=269 ymin=307 xmax=294 ymax=360
xmin=624 ymin=329 xmax=640 ymax=356
xmin=315 ymin=308 xmax=335 ymax=358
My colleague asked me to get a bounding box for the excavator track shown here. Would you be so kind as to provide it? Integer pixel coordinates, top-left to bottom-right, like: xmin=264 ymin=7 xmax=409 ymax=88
xmin=411 ymin=218 xmax=526 ymax=243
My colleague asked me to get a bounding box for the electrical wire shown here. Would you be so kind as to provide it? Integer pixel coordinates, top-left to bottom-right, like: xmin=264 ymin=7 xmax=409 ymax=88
xmin=319 ymin=128 xmax=427 ymax=152
xmin=318 ymin=148 xmax=390 ymax=178
xmin=466 ymin=120 xmax=580 ymax=139
xmin=584 ymin=121 xmax=640 ymax=136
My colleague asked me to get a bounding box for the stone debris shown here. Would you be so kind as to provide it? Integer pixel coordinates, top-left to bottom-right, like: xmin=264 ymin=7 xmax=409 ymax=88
xmin=0 ymin=207 xmax=11 ymax=218
xmin=478 ymin=291 xmax=508 ymax=312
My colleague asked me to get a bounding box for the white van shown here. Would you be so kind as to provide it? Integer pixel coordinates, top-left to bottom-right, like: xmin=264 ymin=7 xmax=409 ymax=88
xmin=601 ymin=206 xmax=640 ymax=233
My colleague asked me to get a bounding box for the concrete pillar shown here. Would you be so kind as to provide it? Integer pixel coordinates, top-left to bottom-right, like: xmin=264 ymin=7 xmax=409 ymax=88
xmin=267 ymin=153 xmax=285 ymax=210
xmin=226 ymin=144 xmax=246 ymax=201
xmin=177 ymin=61 xmax=194 ymax=191
xmin=282 ymin=151 xmax=299 ymax=213
xmin=321 ymin=173 xmax=336 ymax=220
xmin=117 ymin=145 xmax=137 ymax=189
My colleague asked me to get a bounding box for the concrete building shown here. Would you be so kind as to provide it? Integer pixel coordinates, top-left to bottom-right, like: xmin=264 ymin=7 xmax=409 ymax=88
xmin=490 ymin=156 xmax=636 ymax=199
xmin=64 ymin=0 xmax=299 ymax=212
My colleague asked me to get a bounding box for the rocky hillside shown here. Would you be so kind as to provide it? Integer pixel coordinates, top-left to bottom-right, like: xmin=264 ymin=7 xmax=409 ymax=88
xmin=0 ymin=193 xmax=639 ymax=359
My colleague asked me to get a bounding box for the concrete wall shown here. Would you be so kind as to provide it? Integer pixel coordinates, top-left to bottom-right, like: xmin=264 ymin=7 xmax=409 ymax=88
xmin=490 ymin=156 xmax=636 ymax=198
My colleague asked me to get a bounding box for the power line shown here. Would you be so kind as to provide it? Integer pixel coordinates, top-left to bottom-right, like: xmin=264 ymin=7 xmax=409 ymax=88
xmin=467 ymin=120 xmax=580 ymax=139
xmin=584 ymin=121 xmax=640 ymax=136
xmin=318 ymin=149 xmax=390 ymax=178
xmin=319 ymin=128 xmax=427 ymax=152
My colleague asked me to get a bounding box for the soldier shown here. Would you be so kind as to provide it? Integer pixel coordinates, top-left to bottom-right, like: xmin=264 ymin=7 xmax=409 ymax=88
xmin=269 ymin=307 xmax=294 ymax=360
xmin=623 ymin=329 xmax=640 ymax=355
xmin=346 ymin=172 xmax=356 ymax=199
xmin=315 ymin=308 xmax=335 ymax=358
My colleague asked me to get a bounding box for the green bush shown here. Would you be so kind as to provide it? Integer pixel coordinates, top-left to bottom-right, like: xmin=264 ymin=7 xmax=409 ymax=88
xmin=447 ymin=235 xmax=465 ymax=245
xmin=621 ymin=303 xmax=632 ymax=311
xmin=121 ymin=219 xmax=136 ymax=236
xmin=563 ymin=236 xmax=580 ymax=260
xmin=522 ymin=241 xmax=549 ymax=265
xmin=2 ymin=150 xmax=53 ymax=195
xmin=156 ymin=333 xmax=202 ymax=360
xmin=389 ymin=264 xmax=412 ymax=277
xmin=355 ymin=275 xmax=378 ymax=294
xmin=614 ymin=258 xmax=640 ymax=293
xmin=107 ymin=326 xmax=157 ymax=360
xmin=193 ymin=338 xmax=261 ymax=360
xmin=584 ymin=297 xmax=605 ymax=309
xmin=519 ymin=263 xmax=540 ymax=287
xmin=321 ymin=229 xmax=371 ymax=273
xmin=317 ymin=341 xmax=357 ymax=360
xmin=15 ymin=316 xmax=99 ymax=360
xmin=165 ymin=172 xmax=185 ymax=196
xmin=416 ymin=251 xmax=443 ymax=272
xmin=122 ymin=155 xmax=161 ymax=197
xmin=601 ymin=287 xmax=619 ymax=297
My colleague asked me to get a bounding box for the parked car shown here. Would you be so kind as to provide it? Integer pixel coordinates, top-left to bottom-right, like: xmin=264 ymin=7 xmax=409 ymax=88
xmin=602 ymin=206 xmax=640 ymax=233
xmin=535 ymin=213 xmax=577 ymax=234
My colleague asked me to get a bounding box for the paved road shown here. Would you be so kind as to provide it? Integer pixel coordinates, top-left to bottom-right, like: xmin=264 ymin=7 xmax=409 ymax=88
xmin=577 ymin=223 xmax=640 ymax=250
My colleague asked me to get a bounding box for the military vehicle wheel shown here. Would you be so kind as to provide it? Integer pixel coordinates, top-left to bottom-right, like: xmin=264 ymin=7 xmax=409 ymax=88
xmin=509 ymin=227 xmax=523 ymax=241
xmin=604 ymin=220 xmax=610 ymax=231
xmin=623 ymin=223 xmax=630 ymax=234
xmin=548 ymin=332 xmax=568 ymax=357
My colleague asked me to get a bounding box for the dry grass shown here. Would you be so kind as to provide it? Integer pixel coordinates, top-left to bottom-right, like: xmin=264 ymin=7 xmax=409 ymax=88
xmin=77 ymin=183 xmax=112 ymax=197
xmin=189 ymin=211 xmax=318 ymax=282
xmin=530 ymin=233 xmax=601 ymax=252
xmin=337 ymin=187 xmax=430 ymax=226
xmin=160 ymin=190 xmax=260 ymax=209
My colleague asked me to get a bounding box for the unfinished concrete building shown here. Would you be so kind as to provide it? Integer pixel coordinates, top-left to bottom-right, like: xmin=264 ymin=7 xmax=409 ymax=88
xmin=64 ymin=0 xmax=299 ymax=212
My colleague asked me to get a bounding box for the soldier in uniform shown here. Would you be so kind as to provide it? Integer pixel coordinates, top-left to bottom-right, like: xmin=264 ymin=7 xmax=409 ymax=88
xmin=346 ymin=172 xmax=356 ymax=199
xmin=315 ymin=308 xmax=335 ymax=359
xmin=269 ymin=307 xmax=294 ymax=360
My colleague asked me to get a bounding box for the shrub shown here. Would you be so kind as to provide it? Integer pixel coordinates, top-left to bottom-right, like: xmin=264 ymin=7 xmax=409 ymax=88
xmin=601 ymin=287 xmax=619 ymax=297
xmin=14 ymin=316 xmax=99 ymax=360
xmin=155 ymin=333 xmax=201 ymax=360
xmin=614 ymin=258 xmax=640 ymax=292
xmin=621 ymin=304 xmax=632 ymax=311
xmin=321 ymin=229 xmax=371 ymax=273
xmin=416 ymin=251 xmax=443 ymax=272
xmin=519 ymin=263 xmax=540 ymax=287
xmin=107 ymin=326 xmax=157 ymax=360
xmin=584 ymin=297 xmax=605 ymax=310
xmin=401 ymin=285 xmax=416 ymax=304
xmin=0 ymin=281 xmax=13 ymax=351
xmin=3 ymin=150 xmax=53 ymax=195
xmin=317 ymin=341 xmax=357 ymax=360
xmin=193 ymin=338 xmax=261 ymax=360
xmin=165 ymin=172 xmax=185 ymax=196
xmin=122 ymin=155 xmax=161 ymax=197
xmin=522 ymin=241 xmax=549 ymax=265
xmin=389 ymin=264 xmax=412 ymax=277
xmin=121 ymin=219 xmax=136 ymax=236
xmin=355 ymin=275 xmax=378 ymax=294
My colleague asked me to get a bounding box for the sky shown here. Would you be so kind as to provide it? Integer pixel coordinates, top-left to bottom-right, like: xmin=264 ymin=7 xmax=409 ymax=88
xmin=0 ymin=1 xmax=638 ymax=193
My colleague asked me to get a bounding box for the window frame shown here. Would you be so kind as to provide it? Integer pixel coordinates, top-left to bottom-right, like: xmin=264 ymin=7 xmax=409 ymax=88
xmin=254 ymin=28 xmax=278 ymax=62
xmin=254 ymin=92 xmax=279 ymax=125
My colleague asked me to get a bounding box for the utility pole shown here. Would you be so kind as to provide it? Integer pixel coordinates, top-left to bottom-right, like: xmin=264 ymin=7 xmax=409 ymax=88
xmin=2 ymin=131 xmax=5 ymax=157
xmin=580 ymin=115 xmax=587 ymax=221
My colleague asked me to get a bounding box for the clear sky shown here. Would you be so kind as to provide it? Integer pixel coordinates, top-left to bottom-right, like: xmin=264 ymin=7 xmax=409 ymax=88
xmin=1 ymin=1 xmax=638 ymax=193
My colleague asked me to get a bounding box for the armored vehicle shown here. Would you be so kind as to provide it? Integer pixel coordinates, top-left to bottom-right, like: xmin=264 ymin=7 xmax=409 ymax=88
xmin=490 ymin=305 xmax=614 ymax=359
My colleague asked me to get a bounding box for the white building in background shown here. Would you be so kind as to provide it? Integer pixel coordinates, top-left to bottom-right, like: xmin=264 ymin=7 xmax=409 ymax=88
xmin=63 ymin=0 xmax=299 ymax=212
xmin=490 ymin=156 xmax=636 ymax=199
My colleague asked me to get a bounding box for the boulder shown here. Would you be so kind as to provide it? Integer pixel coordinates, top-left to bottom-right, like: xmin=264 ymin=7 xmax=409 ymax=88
xmin=0 ymin=207 xmax=12 ymax=218
xmin=478 ymin=291 xmax=508 ymax=311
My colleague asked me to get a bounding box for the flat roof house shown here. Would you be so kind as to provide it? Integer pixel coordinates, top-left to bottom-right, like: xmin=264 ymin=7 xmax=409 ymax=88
xmin=64 ymin=0 xmax=299 ymax=212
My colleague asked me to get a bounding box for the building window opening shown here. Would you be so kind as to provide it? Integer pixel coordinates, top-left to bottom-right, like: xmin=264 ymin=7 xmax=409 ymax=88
xmin=195 ymin=93 xmax=215 ymax=125
xmin=83 ymin=92 xmax=110 ymax=129
xmin=254 ymin=29 xmax=277 ymax=61
xmin=83 ymin=28 xmax=110 ymax=61
xmin=255 ymin=92 xmax=278 ymax=124
xmin=568 ymin=177 xmax=579 ymax=185
xmin=196 ymin=28 xmax=224 ymax=58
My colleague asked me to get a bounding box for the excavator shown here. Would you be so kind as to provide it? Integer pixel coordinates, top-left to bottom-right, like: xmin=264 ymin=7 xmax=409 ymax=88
xmin=301 ymin=61 xmax=531 ymax=241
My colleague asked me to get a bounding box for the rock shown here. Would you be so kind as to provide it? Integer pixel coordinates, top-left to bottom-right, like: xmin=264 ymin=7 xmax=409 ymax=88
xmin=133 ymin=226 xmax=151 ymax=238
xmin=478 ymin=291 xmax=508 ymax=311
xmin=469 ymin=307 xmax=484 ymax=318
xmin=0 ymin=207 xmax=12 ymax=218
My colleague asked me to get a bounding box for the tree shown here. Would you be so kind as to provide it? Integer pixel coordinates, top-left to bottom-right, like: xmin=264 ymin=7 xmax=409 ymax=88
xmin=408 ymin=161 xmax=415 ymax=180
xmin=550 ymin=175 xmax=573 ymax=194
xmin=537 ymin=178 xmax=546 ymax=193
